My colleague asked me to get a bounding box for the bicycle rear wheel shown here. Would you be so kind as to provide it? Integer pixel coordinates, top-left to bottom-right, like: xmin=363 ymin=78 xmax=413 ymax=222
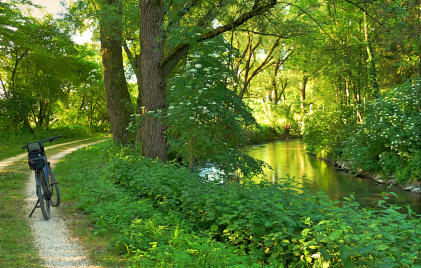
xmin=37 ymin=172 xmax=50 ymax=220
xmin=47 ymin=164 xmax=60 ymax=207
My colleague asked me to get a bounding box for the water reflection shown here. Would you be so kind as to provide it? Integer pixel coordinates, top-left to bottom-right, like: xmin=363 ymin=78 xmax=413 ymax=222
xmin=247 ymin=139 xmax=421 ymax=214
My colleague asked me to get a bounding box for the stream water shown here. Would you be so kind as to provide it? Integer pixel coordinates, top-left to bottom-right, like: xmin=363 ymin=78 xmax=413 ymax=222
xmin=247 ymin=139 xmax=421 ymax=214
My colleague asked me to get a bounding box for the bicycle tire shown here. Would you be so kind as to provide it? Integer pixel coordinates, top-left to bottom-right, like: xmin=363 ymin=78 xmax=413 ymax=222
xmin=37 ymin=172 xmax=50 ymax=220
xmin=47 ymin=164 xmax=60 ymax=207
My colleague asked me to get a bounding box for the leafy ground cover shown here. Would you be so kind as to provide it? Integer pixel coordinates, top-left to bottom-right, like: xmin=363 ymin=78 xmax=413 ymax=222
xmin=55 ymin=141 xmax=421 ymax=267
xmin=0 ymin=127 xmax=105 ymax=160
xmin=0 ymin=138 xmax=103 ymax=267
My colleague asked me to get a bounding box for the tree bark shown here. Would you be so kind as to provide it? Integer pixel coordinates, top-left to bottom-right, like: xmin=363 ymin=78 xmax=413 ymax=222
xmin=300 ymin=76 xmax=308 ymax=114
xmin=363 ymin=10 xmax=379 ymax=97
xmin=272 ymin=58 xmax=280 ymax=103
xmin=99 ymin=0 xmax=132 ymax=144
xmin=140 ymin=0 xmax=167 ymax=161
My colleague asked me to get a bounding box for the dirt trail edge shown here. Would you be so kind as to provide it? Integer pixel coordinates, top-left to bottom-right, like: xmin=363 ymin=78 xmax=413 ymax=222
xmin=25 ymin=140 xmax=105 ymax=268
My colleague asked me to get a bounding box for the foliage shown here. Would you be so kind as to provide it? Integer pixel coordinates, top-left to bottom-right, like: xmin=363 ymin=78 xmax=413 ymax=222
xmin=140 ymin=37 xmax=264 ymax=179
xmin=54 ymin=141 xmax=256 ymax=267
xmin=247 ymin=99 xmax=300 ymax=137
xmin=303 ymin=79 xmax=421 ymax=183
xmin=59 ymin=142 xmax=421 ymax=267
xmin=0 ymin=1 xmax=107 ymax=131
xmin=302 ymin=104 xmax=355 ymax=159
xmin=340 ymin=79 xmax=421 ymax=182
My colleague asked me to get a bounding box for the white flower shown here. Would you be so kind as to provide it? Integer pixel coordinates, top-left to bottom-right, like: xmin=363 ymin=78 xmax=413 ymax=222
xmin=311 ymin=253 xmax=321 ymax=258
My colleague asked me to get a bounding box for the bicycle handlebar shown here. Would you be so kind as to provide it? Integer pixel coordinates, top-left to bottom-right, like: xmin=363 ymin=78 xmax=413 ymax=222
xmin=20 ymin=135 xmax=62 ymax=149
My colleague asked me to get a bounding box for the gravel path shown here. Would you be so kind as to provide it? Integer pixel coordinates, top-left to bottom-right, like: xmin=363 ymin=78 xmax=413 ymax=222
xmin=22 ymin=140 xmax=105 ymax=268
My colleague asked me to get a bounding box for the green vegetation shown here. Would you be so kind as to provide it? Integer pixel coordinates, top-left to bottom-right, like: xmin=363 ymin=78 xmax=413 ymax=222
xmin=54 ymin=142 xmax=421 ymax=267
xmin=304 ymin=79 xmax=421 ymax=183
xmin=0 ymin=1 xmax=108 ymax=133
xmin=1 ymin=0 xmax=420 ymax=266
xmin=54 ymin=142 xmax=255 ymax=267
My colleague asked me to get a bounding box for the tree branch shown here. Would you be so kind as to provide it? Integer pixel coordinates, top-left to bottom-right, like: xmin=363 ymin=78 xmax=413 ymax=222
xmin=168 ymin=0 xmax=201 ymax=28
xmin=162 ymin=0 xmax=278 ymax=77
xmin=122 ymin=40 xmax=135 ymax=64
xmin=247 ymin=37 xmax=280 ymax=83
xmin=235 ymin=28 xmax=305 ymax=38
xmin=342 ymin=0 xmax=384 ymax=26
xmin=278 ymin=1 xmax=336 ymax=43
xmin=0 ymin=74 xmax=7 ymax=95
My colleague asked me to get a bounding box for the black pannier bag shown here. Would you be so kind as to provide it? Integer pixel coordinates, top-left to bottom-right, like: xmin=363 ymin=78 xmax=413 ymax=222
xmin=27 ymin=143 xmax=45 ymax=170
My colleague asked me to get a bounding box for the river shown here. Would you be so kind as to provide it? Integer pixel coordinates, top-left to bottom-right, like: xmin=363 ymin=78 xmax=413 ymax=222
xmin=247 ymin=139 xmax=421 ymax=214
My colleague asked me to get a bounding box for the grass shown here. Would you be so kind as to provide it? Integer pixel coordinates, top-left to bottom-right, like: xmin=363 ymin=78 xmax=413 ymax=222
xmin=0 ymin=127 xmax=107 ymax=160
xmin=0 ymin=171 xmax=43 ymax=267
xmin=57 ymin=204 xmax=123 ymax=267
xmin=0 ymin=138 xmax=107 ymax=267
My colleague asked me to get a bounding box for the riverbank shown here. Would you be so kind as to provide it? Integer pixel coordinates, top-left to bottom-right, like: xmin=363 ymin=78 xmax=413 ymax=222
xmin=332 ymin=159 xmax=421 ymax=195
xmin=306 ymin=148 xmax=421 ymax=196
xmin=248 ymin=139 xmax=421 ymax=214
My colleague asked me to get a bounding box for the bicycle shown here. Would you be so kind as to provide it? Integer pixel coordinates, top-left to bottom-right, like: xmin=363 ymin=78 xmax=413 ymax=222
xmin=21 ymin=136 xmax=62 ymax=220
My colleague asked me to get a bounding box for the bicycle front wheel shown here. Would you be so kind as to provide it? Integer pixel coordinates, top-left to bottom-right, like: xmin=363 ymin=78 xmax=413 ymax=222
xmin=47 ymin=164 xmax=60 ymax=207
xmin=37 ymin=172 xmax=50 ymax=220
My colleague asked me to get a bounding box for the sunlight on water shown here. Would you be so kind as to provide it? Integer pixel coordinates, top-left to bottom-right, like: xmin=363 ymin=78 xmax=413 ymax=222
xmin=247 ymin=139 xmax=421 ymax=213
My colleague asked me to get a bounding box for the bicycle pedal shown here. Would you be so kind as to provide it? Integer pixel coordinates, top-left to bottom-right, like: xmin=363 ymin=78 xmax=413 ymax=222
xmin=53 ymin=181 xmax=59 ymax=184
xmin=36 ymin=205 xmax=41 ymax=208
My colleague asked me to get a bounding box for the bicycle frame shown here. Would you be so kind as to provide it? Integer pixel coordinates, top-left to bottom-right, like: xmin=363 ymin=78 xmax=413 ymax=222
xmin=24 ymin=135 xmax=61 ymax=219
xmin=39 ymin=154 xmax=50 ymax=196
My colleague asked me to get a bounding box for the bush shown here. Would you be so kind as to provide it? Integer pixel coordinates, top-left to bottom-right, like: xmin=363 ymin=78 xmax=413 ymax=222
xmin=340 ymin=79 xmax=421 ymax=182
xmin=56 ymin=142 xmax=421 ymax=266
xmin=303 ymin=79 xmax=421 ymax=183
xmin=246 ymin=99 xmax=300 ymax=139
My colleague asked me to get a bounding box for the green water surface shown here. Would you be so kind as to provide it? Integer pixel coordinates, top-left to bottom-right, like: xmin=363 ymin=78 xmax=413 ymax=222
xmin=247 ymin=139 xmax=421 ymax=213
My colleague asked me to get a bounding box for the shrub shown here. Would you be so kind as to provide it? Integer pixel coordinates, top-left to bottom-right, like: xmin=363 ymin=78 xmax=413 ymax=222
xmin=303 ymin=79 xmax=421 ymax=183
xmin=340 ymin=79 xmax=421 ymax=182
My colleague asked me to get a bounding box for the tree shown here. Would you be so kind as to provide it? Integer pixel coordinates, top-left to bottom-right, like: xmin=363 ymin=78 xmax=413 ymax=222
xmin=139 ymin=0 xmax=279 ymax=161
xmin=98 ymin=0 xmax=133 ymax=144
xmin=139 ymin=0 xmax=166 ymax=160
xmin=0 ymin=2 xmax=100 ymax=131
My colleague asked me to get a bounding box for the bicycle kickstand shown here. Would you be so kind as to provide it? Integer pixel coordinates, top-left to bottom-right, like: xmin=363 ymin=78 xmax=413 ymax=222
xmin=29 ymin=199 xmax=40 ymax=218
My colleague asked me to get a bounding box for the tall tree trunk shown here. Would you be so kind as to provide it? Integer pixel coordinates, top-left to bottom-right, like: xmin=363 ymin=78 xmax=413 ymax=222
xmin=272 ymin=58 xmax=280 ymax=104
xmin=136 ymin=0 xmax=278 ymax=160
xmin=300 ymin=76 xmax=308 ymax=114
xmin=99 ymin=0 xmax=132 ymax=144
xmin=140 ymin=0 xmax=167 ymax=161
xmin=345 ymin=77 xmax=350 ymax=105
xmin=363 ymin=10 xmax=379 ymax=97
